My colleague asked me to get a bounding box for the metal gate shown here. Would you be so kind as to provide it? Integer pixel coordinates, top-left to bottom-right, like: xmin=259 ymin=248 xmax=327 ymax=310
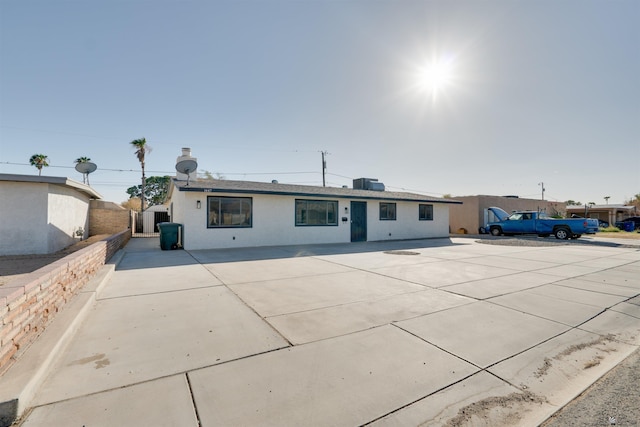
xmin=350 ymin=201 xmax=367 ymax=242
xmin=131 ymin=210 xmax=170 ymax=237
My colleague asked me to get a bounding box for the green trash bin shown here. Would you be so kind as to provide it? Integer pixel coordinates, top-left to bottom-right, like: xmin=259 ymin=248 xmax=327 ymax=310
xmin=158 ymin=223 xmax=183 ymax=250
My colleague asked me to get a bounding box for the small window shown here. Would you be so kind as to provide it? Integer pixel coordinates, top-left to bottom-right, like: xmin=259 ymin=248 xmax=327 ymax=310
xmin=419 ymin=204 xmax=433 ymax=221
xmin=208 ymin=196 xmax=252 ymax=228
xmin=296 ymin=200 xmax=338 ymax=226
xmin=379 ymin=202 xmax=396 ymax=220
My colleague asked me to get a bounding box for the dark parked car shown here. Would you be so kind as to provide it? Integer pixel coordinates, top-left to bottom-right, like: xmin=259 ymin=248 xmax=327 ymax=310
xmin=615 ymin=216 xmax=640 ymax=230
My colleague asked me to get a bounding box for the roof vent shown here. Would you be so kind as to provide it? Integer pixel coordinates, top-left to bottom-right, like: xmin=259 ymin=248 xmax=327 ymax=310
xmin=353 ymin=178 xmax=385 ymax=191
xmin=272 ymin=180 xmax=279 ymax=184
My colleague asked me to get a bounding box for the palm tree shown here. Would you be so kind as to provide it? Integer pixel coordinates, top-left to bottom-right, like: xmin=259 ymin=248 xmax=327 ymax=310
xmin=130 ymin=138 xmax=151 ymax=211
xmin=29 ymin=154 xmax=49 ymax=176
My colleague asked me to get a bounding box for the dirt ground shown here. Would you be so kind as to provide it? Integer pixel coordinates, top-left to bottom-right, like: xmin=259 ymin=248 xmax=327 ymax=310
xmin=0 ymin=234 xmax=110 ymax=286
xmin=542 ymin=346 xmax=640 ymax=427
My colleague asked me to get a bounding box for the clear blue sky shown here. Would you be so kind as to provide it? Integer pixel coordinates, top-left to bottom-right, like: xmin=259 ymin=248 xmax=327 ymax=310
xmin=1 ymin=0 xmax=638 ymax=205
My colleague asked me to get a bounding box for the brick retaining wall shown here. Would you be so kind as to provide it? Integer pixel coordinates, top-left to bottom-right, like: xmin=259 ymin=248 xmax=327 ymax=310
xmin=0 ymin=229 xmax=131 ymax=372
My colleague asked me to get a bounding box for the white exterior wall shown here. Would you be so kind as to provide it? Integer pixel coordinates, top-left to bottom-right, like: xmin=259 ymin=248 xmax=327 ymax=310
xmin=366 ymin=201 xmax=450 ymax=242
xmin=171 ymin=189 xmax=451 ymax=250
xmin=0 ymin=182 xmax=49 ymax=255
xmin=47 ymin=185 xmax=91 ymax=252
xmin=0 ymin=181 xmax=92 ymax=255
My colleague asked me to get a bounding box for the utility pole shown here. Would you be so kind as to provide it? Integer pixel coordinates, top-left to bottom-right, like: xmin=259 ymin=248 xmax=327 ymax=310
xmin=321 ymin=150 xmax=328 ymax=187
xmin=539 ymin=182 xmax=545 ymax=201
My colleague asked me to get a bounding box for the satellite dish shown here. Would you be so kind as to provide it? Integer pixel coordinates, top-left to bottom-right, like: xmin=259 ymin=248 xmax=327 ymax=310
xmin=176 ymin=159 xmax=198 ymax=185
xmin=75 ymin=162 xmax=97 ymax=185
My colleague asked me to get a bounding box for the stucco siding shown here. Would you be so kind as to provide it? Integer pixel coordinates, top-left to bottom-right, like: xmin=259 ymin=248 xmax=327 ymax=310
xmin=172 ymin=190 xmax=451 ymax=250
xmin=449 ymin=196 xmax=566 ymax=234
xmin=367 ymin=201 xmax=449 ymax=241
xmin=0 ymin=182 xmax=49 ymax=255
xmin=47 ymin=184 xmax=91 ymax=252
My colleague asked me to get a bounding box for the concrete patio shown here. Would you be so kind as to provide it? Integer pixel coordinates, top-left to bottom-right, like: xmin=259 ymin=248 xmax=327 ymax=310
xmin=3 ymin=236 xmax=639 ymax=426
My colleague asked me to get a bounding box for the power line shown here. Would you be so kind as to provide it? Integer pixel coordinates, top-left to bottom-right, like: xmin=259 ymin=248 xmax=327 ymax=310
xmin=1 ymin=161 xmax=321 ymax=177
xmin=2 ymin=159 xmax=450 ymax=197
xmin=215 ymin=171 xmax=317 ymax=176
xmin=0 ymin=161 xmax=160 ymax=174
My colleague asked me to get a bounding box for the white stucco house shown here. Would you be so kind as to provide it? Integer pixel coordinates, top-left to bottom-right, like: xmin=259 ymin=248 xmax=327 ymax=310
xmin=166 ymin=176 xmax=462 ymax=251
xmin=0 ymin=173 xmax=102 ymax=255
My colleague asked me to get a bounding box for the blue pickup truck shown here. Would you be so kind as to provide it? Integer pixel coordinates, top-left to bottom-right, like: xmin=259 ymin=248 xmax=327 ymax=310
xmin=486 ymin=207 xmax=599 ymax=240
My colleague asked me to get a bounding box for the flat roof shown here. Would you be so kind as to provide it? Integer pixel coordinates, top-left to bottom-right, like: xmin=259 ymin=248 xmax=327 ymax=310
xmin=0 ymin=173 xmax=102 ymax=199
xmin=566 ymin=204 xmax=634 ymax=211
xmin=172 ymin=178 xmax=461 ymax=204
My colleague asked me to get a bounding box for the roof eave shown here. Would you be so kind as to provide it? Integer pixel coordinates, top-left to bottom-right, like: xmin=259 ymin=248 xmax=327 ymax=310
xmin=174 ymin=183 xmax=462 ymax=204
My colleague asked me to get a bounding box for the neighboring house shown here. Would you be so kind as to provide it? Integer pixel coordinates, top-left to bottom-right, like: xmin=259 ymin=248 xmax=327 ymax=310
xmin=0 ymin=173 xmax=102 ymax=255
xmin=565 ymin=204 xmax=636 ymax=226
xmin=449 ymin=195 xmax=566 ymax=234
xmin=166 ymin=176 xmax=461 ymax=251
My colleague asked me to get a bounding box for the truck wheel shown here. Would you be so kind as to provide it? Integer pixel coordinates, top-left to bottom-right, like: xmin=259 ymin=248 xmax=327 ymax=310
xmin=554 ymin=228 xmax=570 ymax=240
xmin=490 ymin=227 xmax=502 ymax=236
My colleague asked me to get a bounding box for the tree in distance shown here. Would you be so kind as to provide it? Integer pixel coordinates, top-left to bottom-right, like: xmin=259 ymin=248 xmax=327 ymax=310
xmin=126 ymin=176 xmax=170 ymax=208
xmin=29 ymin=154 xmax=49 ymax=176
xmin=130 ymin=138 xmax=151 ymax=211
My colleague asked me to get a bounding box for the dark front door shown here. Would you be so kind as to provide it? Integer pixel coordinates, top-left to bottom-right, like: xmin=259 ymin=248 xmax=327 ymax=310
xmin=350 ymin=201 xmax=367 ymax=242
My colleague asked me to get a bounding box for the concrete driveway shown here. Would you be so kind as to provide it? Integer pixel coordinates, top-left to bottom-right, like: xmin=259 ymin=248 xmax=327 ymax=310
xmin=8 ymin=237 xmax=640 ymax=426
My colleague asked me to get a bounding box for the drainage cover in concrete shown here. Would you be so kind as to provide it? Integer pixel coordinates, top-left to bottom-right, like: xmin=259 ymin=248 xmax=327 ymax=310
xmin=384 ymin=250 xmax=420 ymax=255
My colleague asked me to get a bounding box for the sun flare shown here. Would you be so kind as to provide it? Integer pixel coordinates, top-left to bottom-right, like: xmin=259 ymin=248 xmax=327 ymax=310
xmin=414 ymin=57 xmax=456 ymax=100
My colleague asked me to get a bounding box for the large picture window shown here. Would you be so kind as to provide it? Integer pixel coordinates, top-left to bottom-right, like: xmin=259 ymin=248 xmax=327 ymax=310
xmin=295 ymin=199 xmax=338 ymax=226
xmin=208 ymin=196 xmax=252 ymax=228
xmin=419 ymin=204 xmax=433 ymax=221
xmin=379 ymin=202 xmax=396 ymax=220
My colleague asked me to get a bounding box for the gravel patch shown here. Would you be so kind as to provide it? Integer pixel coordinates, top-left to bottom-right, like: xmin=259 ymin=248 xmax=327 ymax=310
xmin=542 ymin=346 xmax=640 ymax=427
xmin=476 ymin=238 xmax=569 ymax=247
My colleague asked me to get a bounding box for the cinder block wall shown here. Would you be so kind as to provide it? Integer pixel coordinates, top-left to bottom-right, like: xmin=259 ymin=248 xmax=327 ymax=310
xmin=0 ymin=230 xmax=130 ymax=373
xmin=89 ymin=200 xmax=131 ymax=236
